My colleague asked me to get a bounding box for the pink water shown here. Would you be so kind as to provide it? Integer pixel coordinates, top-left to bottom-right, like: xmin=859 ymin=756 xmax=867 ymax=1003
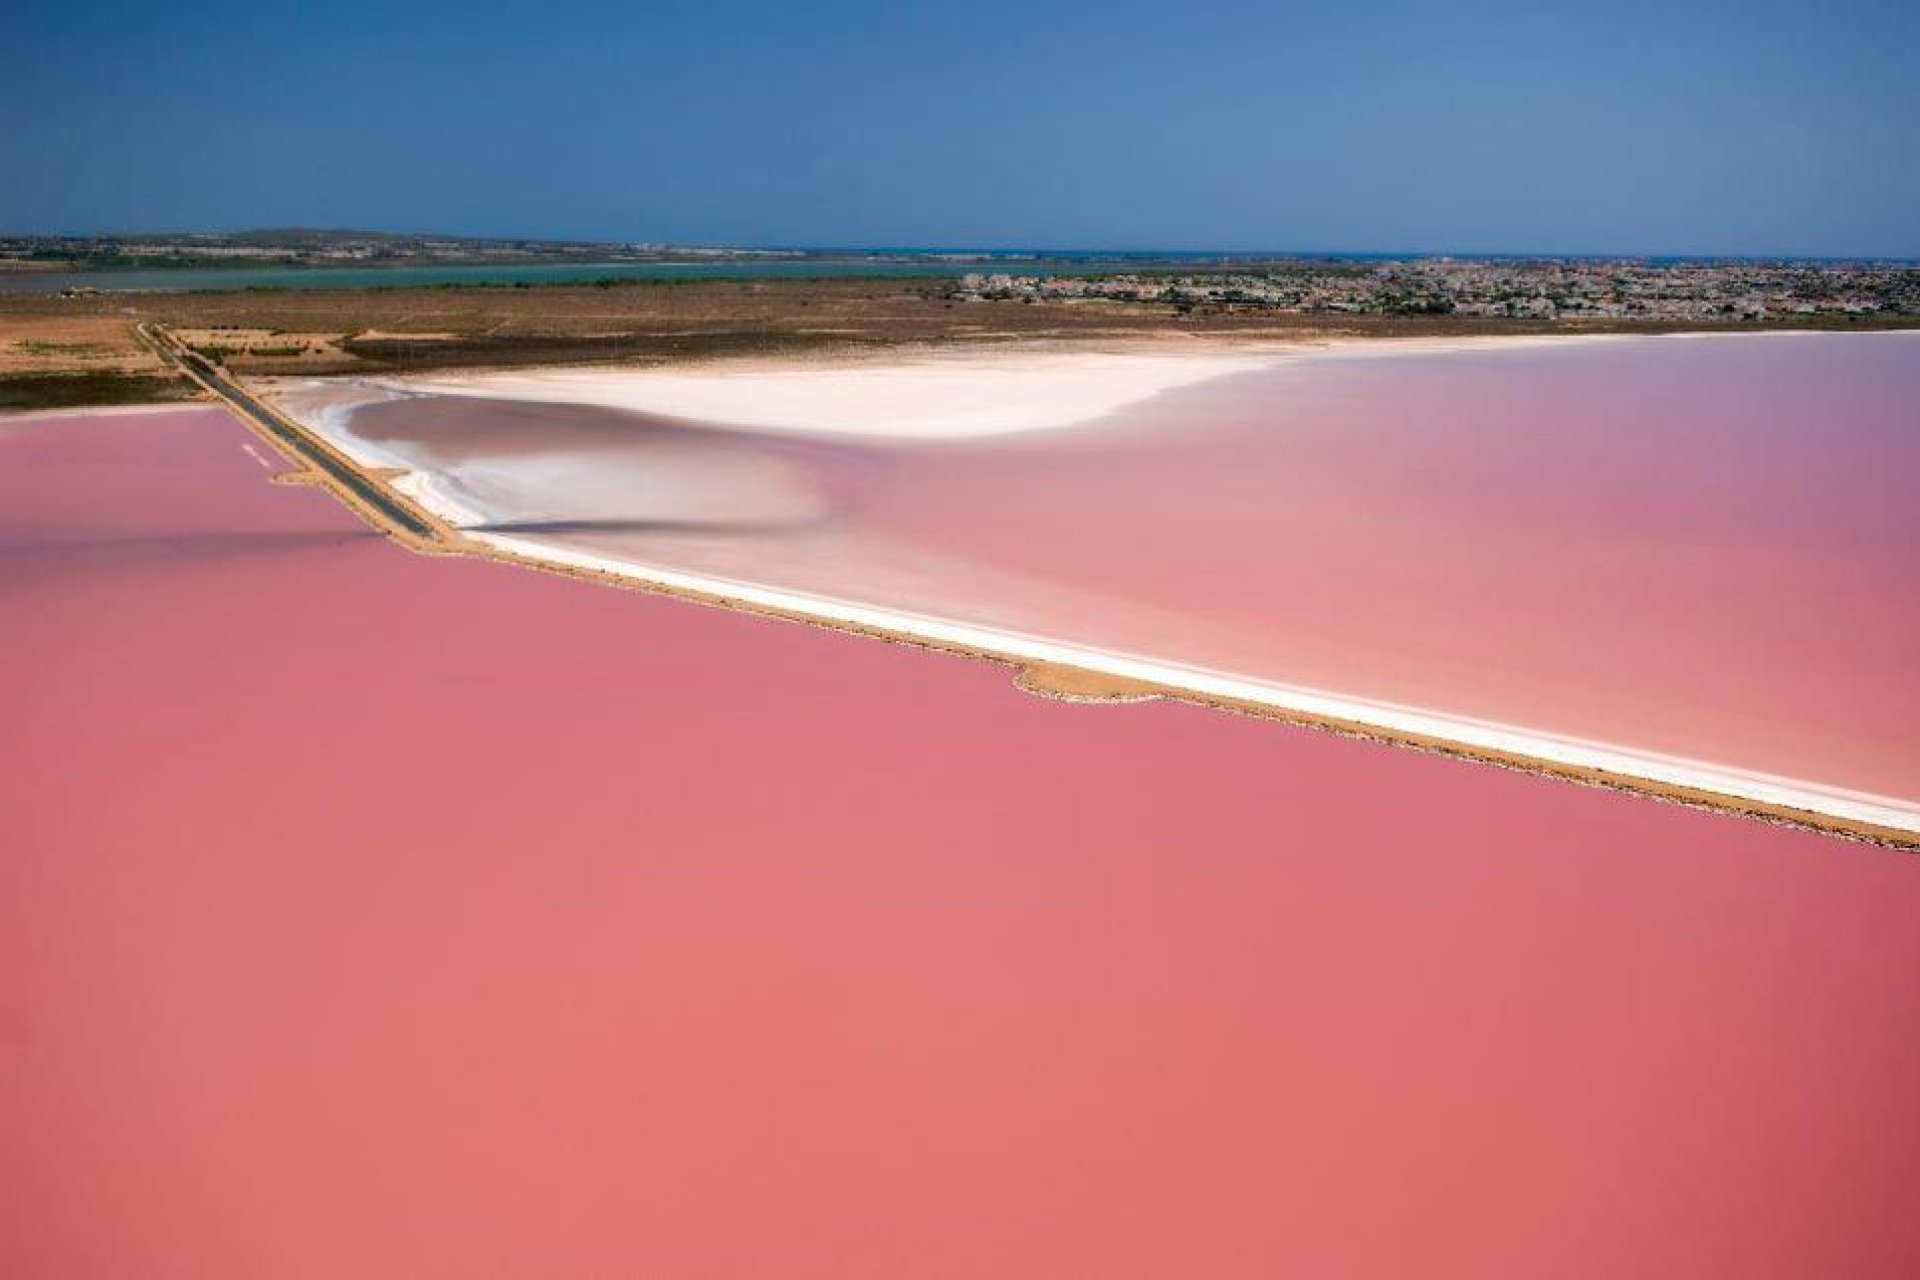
xmin=343 ymin=332 xmax=1920 ymax=802
xmin=5 ymin=409 xmax=1920 ymax=1276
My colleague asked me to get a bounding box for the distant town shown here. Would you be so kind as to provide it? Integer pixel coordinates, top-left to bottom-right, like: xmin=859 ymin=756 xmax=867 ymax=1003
xmin=7 ymin=231 xmax=1918 ymax=414
xmin=951 ymin=259 xmax=1920 ymax=323
xmin=7 ymin=231 xmax=1917 ymax=326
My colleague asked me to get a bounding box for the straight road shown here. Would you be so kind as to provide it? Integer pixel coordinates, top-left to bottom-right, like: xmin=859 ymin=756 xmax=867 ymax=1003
xmin=140 ymin=324 xmax=444 ymax=544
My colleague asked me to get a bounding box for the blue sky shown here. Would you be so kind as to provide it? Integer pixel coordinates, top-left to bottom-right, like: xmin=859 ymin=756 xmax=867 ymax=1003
xmin=3 ymin=0 xmax=1915 ymax=254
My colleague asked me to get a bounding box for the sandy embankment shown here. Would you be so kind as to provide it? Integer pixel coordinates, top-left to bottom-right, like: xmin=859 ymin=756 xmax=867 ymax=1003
xmin=280 ymin=345 xmax=1920 ymax=843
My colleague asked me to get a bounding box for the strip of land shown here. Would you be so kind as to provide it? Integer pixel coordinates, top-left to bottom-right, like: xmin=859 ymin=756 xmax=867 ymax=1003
xmin=137 ymin=327 xmax=1920 ymax=850
xmin=458 ymin=527 xmax=1920 ymax=850
xmin=6 ymin=271 xmax=1916 ymax=411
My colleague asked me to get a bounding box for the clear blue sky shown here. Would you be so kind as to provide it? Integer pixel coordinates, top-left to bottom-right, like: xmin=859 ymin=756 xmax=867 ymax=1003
xmin=3 ymin=0 xmax=1915 ymax=255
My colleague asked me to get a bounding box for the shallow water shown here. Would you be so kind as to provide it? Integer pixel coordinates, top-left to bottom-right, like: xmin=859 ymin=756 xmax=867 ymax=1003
xmin=333 ymin=333 xmax=1920 ymax=805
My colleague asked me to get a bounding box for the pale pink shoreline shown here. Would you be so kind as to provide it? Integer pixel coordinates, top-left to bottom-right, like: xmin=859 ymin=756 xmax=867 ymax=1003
xmin=6 ymin=408 xmax=1920 ymax=1278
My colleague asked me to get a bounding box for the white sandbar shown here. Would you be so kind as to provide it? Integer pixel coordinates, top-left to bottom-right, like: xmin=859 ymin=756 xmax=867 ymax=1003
xmin=376 ymin=349 xmax=1278 ymax=439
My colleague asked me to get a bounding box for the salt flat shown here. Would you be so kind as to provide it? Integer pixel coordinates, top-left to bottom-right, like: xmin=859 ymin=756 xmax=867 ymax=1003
xmin=379 ymin=347 xmax=1278 ymax=438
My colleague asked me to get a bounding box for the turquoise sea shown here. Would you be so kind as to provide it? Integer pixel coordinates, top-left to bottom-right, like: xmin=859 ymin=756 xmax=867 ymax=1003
xmin=0 ymin=258 xmax=1059 ymax=295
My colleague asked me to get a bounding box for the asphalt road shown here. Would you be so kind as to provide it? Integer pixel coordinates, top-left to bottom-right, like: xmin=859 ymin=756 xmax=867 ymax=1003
xmin=143 ymin=326 xmax=440 ymax=541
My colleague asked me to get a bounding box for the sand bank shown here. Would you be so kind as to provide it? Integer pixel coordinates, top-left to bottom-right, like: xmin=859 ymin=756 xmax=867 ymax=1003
xmin=373 ymin=348 xmax=1281 ymax=438
xmin=274 ymin=334 xmax=1628 ymax=445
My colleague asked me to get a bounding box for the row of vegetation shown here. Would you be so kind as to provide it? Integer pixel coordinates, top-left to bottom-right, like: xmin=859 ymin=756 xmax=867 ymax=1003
xmin=192 ymin=344 xmax=312 ymax=359
xmin=0 ymin=372 xmax=196 ymax=411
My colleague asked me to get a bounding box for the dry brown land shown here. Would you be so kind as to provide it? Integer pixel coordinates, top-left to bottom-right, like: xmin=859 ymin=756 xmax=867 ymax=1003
xmin=0 ymin=307 xmax=195 ymax=409
xmin=6 ymin=277 xmax=1916 ymax=410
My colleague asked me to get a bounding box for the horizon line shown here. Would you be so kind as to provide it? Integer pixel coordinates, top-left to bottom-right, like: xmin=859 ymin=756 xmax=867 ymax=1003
xmin=6 ymin=227 xmax=1919 ymax=264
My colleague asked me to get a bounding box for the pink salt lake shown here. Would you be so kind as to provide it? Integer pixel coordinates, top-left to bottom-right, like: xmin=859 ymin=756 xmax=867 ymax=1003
xmin=4 ymin=407 xmax=1920 ymax=1277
